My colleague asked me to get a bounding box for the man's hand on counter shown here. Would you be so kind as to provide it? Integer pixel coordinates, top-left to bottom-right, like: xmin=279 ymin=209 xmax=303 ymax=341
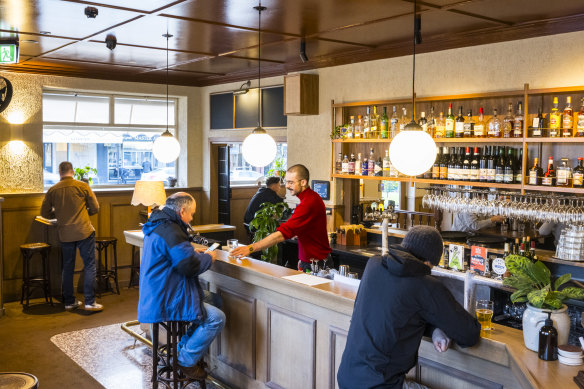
xmin=432 ymin=328 xmax=451 ymax=353
xmin=230 ymin=244 xmax=255 ymax=258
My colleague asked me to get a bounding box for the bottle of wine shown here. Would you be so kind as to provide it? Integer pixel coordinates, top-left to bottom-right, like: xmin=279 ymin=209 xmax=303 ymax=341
xmin=470 ymin=146 xmax=480 ymax=181
xmin=348 ymin=153 xmax=356 ymax=174
xmin=488 ymin=108 xmax=502 ymax=138
xmin=432 ymin=147 xmax=441 ymax=179
xmin=419 ymin=111 xmax=428 ymax=133
xmin=342 ymin=154 xmax=349 ymax=174
xmin=573 ymin=157 xmax=584 ymax=188
xmin=562 ymin=96 xmax=573 ymax=137
xmin=390 ymin=106 xmax=399 ymax=138
xmin=435 ymin=112 xmax=446 ymax=138
xmin=530 ymin=106 xmax=545 ymax=137
xmin=363 ymin=107 xmax=371 ymax=139
xmin=549 ymin=97 xmax=561 ymax=137
xmin=479 ymin=145 xmax=488 ymax=182
xmin=461 ymin=146 xmax=471 ymax=181
xmin=448 ymin=147 xmax=457 ymax=180
xmin=455 ymin=106 xmax=465 ymax=138
xmin=446 ymin=103 xmax=455 ymax=138
xmin=504 ymin=148 xmax=515 ymax=183
xmin=440 ymin=147 xmax=449 ymax=180
xmin=514 ymin=102 xmax=524 ymax=138
xmin=495 ymin=147 xmax=505 ymax=183
xmin=380 ymin=106 xmax=389 ymax=139
xmin=474 ymin=107 xmax=486 ymax=138
xmin=383 ymin=150 xmax=391 ymax=177
xmin=487 ymin=146 xmax=496 ymax=183
xmin=528 ymin=157 xmax=543 ymax=185
xmin=542 ymin=156 xmax=555 ymax=186
xmin=577 ymin=98 xmax=584 ymax=137
xmin=503 ymin=103 xmax=514 ymax=138
xmin=515 ymin=148 xmax=523 ymax=184
xmin=336 ymin=152 xmax=342 ymax=173
xmin=464 ymin=110 xmax=474 ymax=138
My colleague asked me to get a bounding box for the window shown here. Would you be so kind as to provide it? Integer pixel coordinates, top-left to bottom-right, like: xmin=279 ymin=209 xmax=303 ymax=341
xmin=229 ymin=143 xmax=287 ymax=186
xmin=42 ymin=92 xmax=177 ymax=187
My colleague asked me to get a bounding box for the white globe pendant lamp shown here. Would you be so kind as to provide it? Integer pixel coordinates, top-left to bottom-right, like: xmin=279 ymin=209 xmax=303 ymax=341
xmin=152 ymin=32 xmax=180 ymax=164
xmin=388 ymin=0 xmax=436 ymax=177
xmin=242 ymin=2 xmax=277 ymax=167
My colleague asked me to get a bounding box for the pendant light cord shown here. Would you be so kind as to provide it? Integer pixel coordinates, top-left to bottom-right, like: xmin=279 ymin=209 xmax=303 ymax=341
xmin=256 ymin=2 xmax=263 ymax=128
xmin=166 ymin=32 xmax=169 ymax=132
xmin=411 ymin=0 xmax=416 ymax=121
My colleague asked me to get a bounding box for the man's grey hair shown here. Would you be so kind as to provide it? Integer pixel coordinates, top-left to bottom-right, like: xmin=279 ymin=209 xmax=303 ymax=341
xmin=165 ymin=192 xmax=195 ymax=213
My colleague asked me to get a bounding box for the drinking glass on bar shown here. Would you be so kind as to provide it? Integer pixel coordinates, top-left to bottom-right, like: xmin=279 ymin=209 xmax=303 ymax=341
xmin=476 ymin=300 xmax=494 ymax=332
xmin=227 ymin=239 xmax=238 ymax=259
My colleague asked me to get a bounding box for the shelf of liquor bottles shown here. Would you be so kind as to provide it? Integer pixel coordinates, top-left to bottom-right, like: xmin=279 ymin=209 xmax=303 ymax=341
xmin=332 ymin=173 xmax=523 ymax=189
xmin=523 ymin=185 xmax=584 ymax=194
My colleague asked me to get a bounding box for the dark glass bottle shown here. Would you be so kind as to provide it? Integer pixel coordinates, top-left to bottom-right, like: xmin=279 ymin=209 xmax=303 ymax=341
xmin=574 ymin=157 xmax=584 ymax=188
xmin=431 ymin=147 xmax=441 ymax=179
xmin=461 ymin=147 xmax=471 ymax=181
xmin=530 ymin=106 xmax=545 ymax=137
xmin=542 ymin=156 xmax=555 ymax=186
xmin=440 ymin=147 xmax=449 ymax=180
xmin=455 ymin=106 xmax=465 ymax=138
xmin=487 ymin=146 xmax=496 ymax=183
xmin=504 ymin=148 xmax=515 ymax=183
xmin=514 ymin=148 xmax=523 ymax=184
xmin=538 ymin=312 xmax=558 ymax=361
xmin=495 ymin=147 xmax=505 ymax=183
xmin=479 ymin=146 xmax=488 ymax=182
xmin=528 ymin=157 xmax=543 ymax=185
xmin=470 ymin=146 xmax=480 ymax=181
xmin=448 ymin=147 xmax=457 ymax=180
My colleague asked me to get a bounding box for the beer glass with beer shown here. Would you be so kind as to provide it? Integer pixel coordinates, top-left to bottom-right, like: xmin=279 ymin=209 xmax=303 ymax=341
xmin=476 ymin=300 xmax=494 ymax=331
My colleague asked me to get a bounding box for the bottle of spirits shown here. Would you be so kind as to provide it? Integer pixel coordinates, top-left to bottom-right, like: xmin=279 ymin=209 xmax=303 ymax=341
xmin=515 ymin=148 xmax=523 ymax=184
xmin=355 ymin=115 xmax=363 ymax=138
xmin=488 ymin=108 xmax=502 ymax=138
xmin=577 ymin=98 xmax=584 ymax=137
xmin=355 ymin=153 xmax=362 ymax=176
xmin=495 ymin=147 xmax=505 ymax=183
xmin=479 ymin=145 xmax=488 ymax=182
xmin=447 ymin=147 xmax=456 ymax=180
xmin=362 ymin=158 xmax=368 ymax=177
xmin=487 ymin=146 xmax=496 ymax=183
xmin=347 ymin=116 xmax=355 ymax=138
xmin=470 ymin=147 xmax=480 ymax=181
xmin=399 ymin=108 xmax=408 ymax=133
xmin=383 ymin=150 xmax=391 ymax=177
xmin=542 ymin=156 xmax=555 ymax=186
xmin=375 ymin=157 xmax=383 ymax=177
xmin=427 ymin=107 xmax=436 ymax=137
xmin=435 ymin=112 xmax=446 ymax=138
xmin=368 ymin=148 xmax=375 ymax=176
xmin=390 ymin=106 xmax=399 ymax=138
xmin=461 ymin=147 xmax=471 ymax=181
xmin=528 ymin=157 xmax=543 ymax=185
xmin=419 ymin=111 xmax=428 ymax=133
xmin=474 ymin=107 xmax=486 ymax=137
xmin=455 ymin=106 xmax=465 ymax=138
xmin=348 ymin=153 xmax=356 ymax=174
xmin=530 ymin=107 xmax=545 ymax=137
xmin=464 ymin=110 xmax=474 ymax=137
xmin=562 ymin=96 xmax=573 ymax=137
xmin=380 ymin=107 xmax=389 ymax=139
xmin=363 ymin=107 xmax=371 ymax=139
xmin=549 ymin=97 xmax=561 ymax=137
xmin=336 ymin=152 xmax=342 ymax=173
xmin=514 ymin=102 xmax=524 ymax=138
xmin=556 ymin=158 xmax=572 ymax=187
xmin=342 ymin=154 xmax=349 ymax=174
xmin=503 ymin=103 xmax=514 ymax=138
xmin=432 ymin=147 xmax=441 ymax=179
xmin=573 ymin=157 xmax=584 ymax=188
xmin=530 ymin=240 xmax=536 ymax=260
xmin=445 ymin=103 xmax=455 ymax=138
xmin=504 ymin=148 xmax=515 ymax=183
xmin=439 ymin=147 xmax=449 ymax=180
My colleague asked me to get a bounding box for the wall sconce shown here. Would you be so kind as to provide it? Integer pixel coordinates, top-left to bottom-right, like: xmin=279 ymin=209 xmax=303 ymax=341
xmin=8 ymin=123 xmax=25 ymax=153
xmin=233 ymin=80 xmax=251 ymax=95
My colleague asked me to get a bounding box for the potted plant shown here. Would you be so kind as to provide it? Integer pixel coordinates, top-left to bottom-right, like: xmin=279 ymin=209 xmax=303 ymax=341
xmin=503 ymin=254 xmax=584 ymax=351
xmin=249 ymin=201 xmax=289 ymax=263
xmin=267 ymin=157 xmax=286 ymax=178
xmin=74 ymin=165 xmax=97 ymax=184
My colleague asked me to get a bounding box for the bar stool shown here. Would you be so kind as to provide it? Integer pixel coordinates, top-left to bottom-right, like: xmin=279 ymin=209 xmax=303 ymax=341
xmin=152 ymin=321 xmax=207 ymax=389
xmin=95 ymin=237 xmax=120 ymax=295
xmin=20 ymin=243 xmax=52 ymax=306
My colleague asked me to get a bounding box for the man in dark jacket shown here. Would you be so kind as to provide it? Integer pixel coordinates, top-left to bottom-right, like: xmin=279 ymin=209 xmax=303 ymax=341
xmin=138 ymin=192 xmax=225 ymax=379
xmin=337 ymin=226 xmax=481 ymax=389
xmin=243 ymin=176 xmax=284 ymax=225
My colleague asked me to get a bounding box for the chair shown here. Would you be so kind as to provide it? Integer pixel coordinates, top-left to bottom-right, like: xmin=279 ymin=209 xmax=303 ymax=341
xmin=152 ymin=321 xmax=207 ymax=389
xmin=95 ymin=237 xmax=119 ymax=295
xmin=20 ymin=243 xmax=52 ymax=306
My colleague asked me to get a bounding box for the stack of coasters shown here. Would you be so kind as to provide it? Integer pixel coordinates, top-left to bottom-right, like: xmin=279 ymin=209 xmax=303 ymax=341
xmin=559 ymin=344 xmax=583 ymax=366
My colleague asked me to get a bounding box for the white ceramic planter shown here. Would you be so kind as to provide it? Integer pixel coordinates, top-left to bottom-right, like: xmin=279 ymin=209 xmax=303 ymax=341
xmin=522 ymin=303 xmax=571 ymax=352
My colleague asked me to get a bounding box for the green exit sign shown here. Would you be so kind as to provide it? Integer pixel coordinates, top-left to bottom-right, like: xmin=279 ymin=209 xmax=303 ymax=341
xmin=0 ymin=44 xmax=19 ymax=64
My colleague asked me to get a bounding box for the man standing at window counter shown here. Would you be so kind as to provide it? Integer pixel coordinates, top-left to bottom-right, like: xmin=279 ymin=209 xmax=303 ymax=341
xmin=338 ymin=226 xmax=481 ymax=389
xmin=138 ymin=192 xmax=225 ymax=380
xmin=243 ymin=176 xmax=285 ymax=228
xmin=232 ymin=164 xmax=331 ymax=271
xmin=40 ymin=161 xmax=103 ymax=312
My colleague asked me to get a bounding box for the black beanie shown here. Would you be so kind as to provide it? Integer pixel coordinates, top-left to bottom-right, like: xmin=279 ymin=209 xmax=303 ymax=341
xmin=401 ymin=226 xmax=444 ymax=266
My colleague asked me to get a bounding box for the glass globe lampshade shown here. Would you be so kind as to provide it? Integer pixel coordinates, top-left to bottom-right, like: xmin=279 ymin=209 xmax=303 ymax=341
xmin=389 ymin=123 xmax=436 ymax=176
xmin=242 ymin=127 xmax=277 ymax=167
xmin=153 ymin=130 xmax=180 ymax=163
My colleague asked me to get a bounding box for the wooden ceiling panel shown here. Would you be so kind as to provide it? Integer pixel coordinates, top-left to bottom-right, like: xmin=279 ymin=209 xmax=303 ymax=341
xmin=17 ymin=35 xmax=78 ymax=57
xmin=173 ymin=56 xmax=257 ymax=76
xmin=85 ymin=0 xmax=183 ymax=13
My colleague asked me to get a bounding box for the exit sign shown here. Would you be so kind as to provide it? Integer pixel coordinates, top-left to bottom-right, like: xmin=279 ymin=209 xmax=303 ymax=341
xmin=0 ymin=44 xmax=19 ymax=64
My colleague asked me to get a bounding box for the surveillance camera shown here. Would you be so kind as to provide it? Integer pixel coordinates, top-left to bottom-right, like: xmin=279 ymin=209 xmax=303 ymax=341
xmin=84 ymin=6 xmax=98 ymax=18
xmin=105 ymin=34 xmax=117 ymax=50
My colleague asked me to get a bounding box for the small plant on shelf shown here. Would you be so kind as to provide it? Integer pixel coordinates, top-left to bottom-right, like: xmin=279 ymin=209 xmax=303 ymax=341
xmin=74 ymin=165 xmax=97 ymax=185
xmin=267 ymin=157 xmax=286 ymax=178
xmin=249 ymin=202 xmax=289 ymax=263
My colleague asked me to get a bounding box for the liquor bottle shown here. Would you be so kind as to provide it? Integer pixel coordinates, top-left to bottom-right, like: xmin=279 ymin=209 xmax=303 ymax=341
xmin=342 ymin=154 xmax=349 ymax=174
xmin=355 ymin=153 xmax=362 ymax=176
xmin=390 ymin=106 xmax=399 ymax=138
xmin=495 ymin=147 xmax=505 ymax=183
xmin=573 ymin=157 xmax=584 ymax=188
xmin=348 ymin=153 xmax=356 ymax=174
xmin=556 ymin=158 xmax=572 ymax=187
xmin=487 ymin=146 xmax=496 ymax=183
xmin=514 ymin=102 xmax=524 ymax=138
xmin=445 ymin=103 xmax=455 ymax=138
xmin=447 ymin=147 xmax=456 ymax=180
xmin=562 ymin=96 xmax=573 ymax=137
xmin=504 ymin=148 xmax=515 ymax=183
xmin=368 ymin=148 xmax=375 ymax=176
xmin=464 ymin=110 xmax=474 ymax=137
xmin=474 ymin=107 xmax=486 ymax=137
xmin=362 ymin=158 xmax=368 ymax=177
xmin=432 ymin=147 xmax=441 ymax=179
xmin=549 ymin=97 xmax=561 ymax=137
xmin=515 ymin=148 xmax=523 ymax=184
xmin=355 ymin=115 xmax=363 ymax=138
xmin=375 ymin=157 xmax=383 ymax=177
xmin=488 ymin=108 xmax=502 ymax=138
xmin=530 ymin=241 xmax=536 ymax=260
xmin=373 ymin=106 xmax=381 ymax=138
xmin=335 ymin=152 xmax=342 ymax=173
xmin=347 ymin=116 xmax=355 ymax=138
xmin=363 ymin=107 xmax=371 ymax=139
xmin=470 ymin=147 xmax=480 ymax=181
xmin=380 ymin=107 xmax=389 ymax=139
xmin=435 ymin=112 xmax=446 ymax=138
xmin=542 ymin=156 xmax=555 ymax=186
xmin=577 ymin=98 xmax=584 ymax=137
xmin=530 ymin=106 xmax=545 ymax=137
xmin=479 ymin=145 xmax=488 ymax=182
xmin=399 ymin=108 xmax=408 ymax=133
xmin=419 ymin=111 xmax=428 ymax=133
xmin=503 ymin=103 xmax=514 ymax=138
xmin=461 ymin=147 xmax=471 ymax=181
xmin=427 ymin=107 xmax=436 ymax=138
xmin=528 ymin=157 xmax=543 ymax=185
xmin=383 ymin=150 xmax=391 ymax=177
xmin=455 ymin=106 xmax=465 ymax=138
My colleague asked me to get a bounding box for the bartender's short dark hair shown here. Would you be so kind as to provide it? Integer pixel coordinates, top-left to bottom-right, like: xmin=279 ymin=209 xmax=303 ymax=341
xmin=266 ymin=177 xmax=281 ymax=186
xmin=165 ymin=192 xmax=195 ymax=213
xmin=59 ymin=161 xmax=73 ymax=175
xmin=287 ymin=164 xmax=309 ymax=183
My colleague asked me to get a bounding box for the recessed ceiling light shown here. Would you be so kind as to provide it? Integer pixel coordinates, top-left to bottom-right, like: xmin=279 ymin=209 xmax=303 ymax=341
xmin=21 ymin=39 xmax=38 ymax=44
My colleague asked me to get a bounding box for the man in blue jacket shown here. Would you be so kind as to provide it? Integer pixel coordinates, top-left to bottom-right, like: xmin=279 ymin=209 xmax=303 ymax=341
xmin=138 ymin=192 xmax=225 ymax=380
xmin=338 ymin=226 xmax=481 ymax=389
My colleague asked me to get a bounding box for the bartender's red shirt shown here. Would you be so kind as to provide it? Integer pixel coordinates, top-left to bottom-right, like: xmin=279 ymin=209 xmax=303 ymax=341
xmin=277 ymin=187 xmax=332 ymax=262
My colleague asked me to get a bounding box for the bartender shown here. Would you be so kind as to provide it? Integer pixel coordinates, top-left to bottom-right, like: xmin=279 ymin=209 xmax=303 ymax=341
xmin=452 ymin=213 xmax=505 ymax=233
xmin=231 ymin=164 xmax=332 ymax=272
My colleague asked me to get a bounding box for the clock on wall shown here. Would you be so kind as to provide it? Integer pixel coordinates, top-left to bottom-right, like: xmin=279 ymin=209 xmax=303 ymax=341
xmin=0 ymin=76 xmax=13 ymax=114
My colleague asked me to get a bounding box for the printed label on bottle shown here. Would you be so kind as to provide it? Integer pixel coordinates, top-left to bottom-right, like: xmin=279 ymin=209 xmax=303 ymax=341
xmin=557 ymin=169 xmax=569 ymax=185
xmin=529 ymin=171 xmax=537 ymax=185
xmin=463 ymin=123 xmax=474 ymax=136
xmin=542 ymin=176 xmax=552 ymax=186
xmin=479 ymin=168 xmax=487 ymax=181
xmin=504 ymin=172 xmax=513 ymax=183
xmin=515 ymin=172 xmax=522 ymax=183
xmin=563 ymin=115 xmax=574 ymax=131
xmin=487 ymin=169 xmax=496 ymax=181
xmin=532 ymin=128 xmax=541 ymax=136
xmin=383 ymin=160 xmax=391 ymax=169
xmin=374 ymin=162 xmax=382 ymax=176
xmin=435 ymin=125 xmax=445 ymax=137
xmin=549 ymin=128 xmax=558 ymax=137
xmin=455 ymin=122 xmax=464 ymax=135
xmin=342 ymin=162 xmax=349 ymax=174
xmin=348 ymin=161 xmax=355 ymax=174
xmin=440 ymin=167 xmax=448 ymax=179
xmin=495 ymin=172 xmax=504 ymax=182
xmin=578 ymin=114 xmax=584 ymax=133
xmin=354 ymin=162 xmax=361 ymax=176
xmin=474 ymin=124 xmax=484 ymax=137
xmin=432 ymin=166 xmax=440 ymax=178
xmin=514 ymin=128 xmax=522 ymax=136
xmin=532 ymin=117 xmax=540 ymax=127
xmin=445 ymin=119 xmax=455 ymax=134
xmin=470 ymin=169 xmax=479 ymax=181
xmin=574 ymin=173 xmax=583 ymax=186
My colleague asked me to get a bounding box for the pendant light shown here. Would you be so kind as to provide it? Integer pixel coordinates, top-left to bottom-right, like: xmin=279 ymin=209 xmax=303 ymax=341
xmin=152 ymin=32 xmax=180 ymax=164
xmin=242 ymin=2 xmax=277 ymax=168
xmin=389 ymin=0 xmax=436 ymax=177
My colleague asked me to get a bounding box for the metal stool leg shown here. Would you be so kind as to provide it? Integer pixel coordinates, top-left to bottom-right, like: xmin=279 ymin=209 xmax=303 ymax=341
xmin=112 ymin=241 xmax=120 ymax=294
xmin=152 ymin=323 xmax=159 ymax=389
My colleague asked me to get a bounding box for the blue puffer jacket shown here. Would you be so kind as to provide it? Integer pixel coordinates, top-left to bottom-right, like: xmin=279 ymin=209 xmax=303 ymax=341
xmin=137 ymin=207 xmax=212 ymax=323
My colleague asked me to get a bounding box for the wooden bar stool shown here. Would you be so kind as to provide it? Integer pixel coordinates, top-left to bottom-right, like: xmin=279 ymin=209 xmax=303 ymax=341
xmin=20 ymin=243 xmax=53 ymax=306
xmin=152 ymin=321 xmax=207 ymax=389
xmin=95 ymin=237 xmax=120 ymax=295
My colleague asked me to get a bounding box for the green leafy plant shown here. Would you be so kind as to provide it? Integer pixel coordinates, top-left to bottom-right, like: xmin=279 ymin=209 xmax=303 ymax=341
xmin=249 ymin=201 xmax=289 ymax=263
xmin=74 ymin=165 xmax=97 ymax=184
xmin=503 ymin=254 xmax=584 ymax=309
xmin=267 ymin=157 xmax=286 ymax=177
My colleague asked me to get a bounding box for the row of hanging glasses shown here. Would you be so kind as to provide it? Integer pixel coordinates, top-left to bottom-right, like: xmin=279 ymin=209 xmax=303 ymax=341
xmin=422 ymin=186 xmax=584 ymax=225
